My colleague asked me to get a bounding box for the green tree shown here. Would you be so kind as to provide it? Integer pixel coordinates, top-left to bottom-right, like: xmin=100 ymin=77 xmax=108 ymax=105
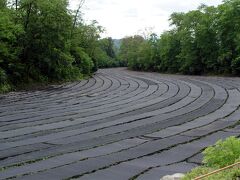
xmin=217 ymin=0 xmax=240 ymax=74
xmin=170 ymin=11 xmax=204 ymax=74
xmin=16 ymin=0 xmax=75 ymax=81
xmin=118 ymin=1 xmax=240 ymax=76
xmin=71 ymin=20 xmax=103 ymax=72
xmin=158 ymin=30 xmax=180 ymax=72
xmin=0 ymin=0 xmax=108 ymax=92
xmin=96 ymin=37 xmax=119 ymax=68
xmin=0 ymin=4 xmax=23 ymax=85
xmin=118 ymin=35 xmax=145 ymax=69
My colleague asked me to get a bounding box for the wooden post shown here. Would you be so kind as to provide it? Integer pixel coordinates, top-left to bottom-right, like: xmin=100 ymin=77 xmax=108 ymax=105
xmin=194 ymin=162 xmax=240 ymax=180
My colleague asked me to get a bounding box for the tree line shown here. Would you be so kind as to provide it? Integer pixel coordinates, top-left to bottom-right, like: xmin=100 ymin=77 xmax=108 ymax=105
xmin=118 ymin=0 xmax=240 ymax=76
xmin=1 ymin=0 xmax=240 ymax=92
xmin=0 ymin=0 xmax=118 ymax=92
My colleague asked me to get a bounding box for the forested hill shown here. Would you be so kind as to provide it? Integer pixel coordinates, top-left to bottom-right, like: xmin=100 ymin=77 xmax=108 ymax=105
xmin=113 ymin=39 xmax=122 ymax=50
xmin=0 ymin=0 xmax=119 ymax=92
xmin=1 ymin=0 xmax=240 ymax=93
xmin=118 ymin=0 xmax=240 ymax=76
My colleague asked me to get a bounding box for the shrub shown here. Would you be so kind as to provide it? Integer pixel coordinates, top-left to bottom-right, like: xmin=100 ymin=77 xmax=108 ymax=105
xmin=0 ymin=68 xmax=7 ymax=85
xmin=0 ymin=68 xmax=11 ymax=93
xmin=232 ymin=57 xmax=240 ymax=75
xmin=71 ymin=47 xmax=93 ymax=75
xmin=182 ymin=137 xmax=240 ymax=180
xmin=203 ymin=136 xmax=240 ymax=168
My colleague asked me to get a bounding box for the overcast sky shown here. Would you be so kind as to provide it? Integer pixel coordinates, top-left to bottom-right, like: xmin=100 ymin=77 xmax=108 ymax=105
xmin=70 ymin=0 xmax=223 ymax=39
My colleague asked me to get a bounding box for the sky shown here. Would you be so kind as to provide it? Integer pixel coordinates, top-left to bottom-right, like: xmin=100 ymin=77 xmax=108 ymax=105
xmin=70 ymin=0 xmax=223 ymax=39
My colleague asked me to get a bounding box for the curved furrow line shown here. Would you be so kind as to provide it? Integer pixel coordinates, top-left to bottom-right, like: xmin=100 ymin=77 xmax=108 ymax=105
xmin=0 ymin=74 xmax=99 ymax=108
xmin=0 ymin=70 xmax=161 ymax=118
xmin=28 ymin=107 xmax=240 ymax=180
xmin=67 ymin=76 xmax=150 ymax=110
xmin=0 ymin=77 xmax=90 ymax=107
xmin=0 ymin=77 xmax=97 ymax=113
xmin=145 ymin=89 xmax=239 ymax=139
xmin=0 ymin=75 xmax=139 ymax=130
xmin=0 ymin=74 xmax=116 ymax=118
xmin=44 ymin=80 xmax=213 ymax=145
xmin=78 ymin=74 xmax=144 ymax=104
xmin=0 ymin=75 xmax=100 ymax=110
xmin=0 ymin=79 xmax=205 ymax=165
xmin=0 ymin=73 xmax=121 ymax=126
xmin=0 ymin=76 xmax=148 ymax=126
xmin=0 ymin=75 xmax=140 ymax=127
xmin=0 ymin=75 xmax=105 ymax=122
xmin=0 ymin=78 xmax=182 ymax=165
xmin=72 ymin=73 xmax=123 ymax=104
xmin=2 ymin=79 xmax=172 ymax=134
xmin=1 ymin=68 xmax=240 ymax=180
xmin=77 ymin=131 xmax=239 ymax=180
xmin=0 ymin=80 xmax=90 ymax=117
xmin=0 ymin=81 xmax=167 ymax=141
xmin=0 ymin=80 xmax=82 ymax=106
xmin=6 ymin=128 xmax=238 ymax=180
xmin=0 ymin=77 xmax=163 ymax=138
xmin=0 ymin=82 xmax=168 ymax=143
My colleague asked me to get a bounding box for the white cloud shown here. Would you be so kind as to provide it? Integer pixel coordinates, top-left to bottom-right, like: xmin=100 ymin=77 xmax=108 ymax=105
xmin=70 ymin=0 xmax=223 ymax=39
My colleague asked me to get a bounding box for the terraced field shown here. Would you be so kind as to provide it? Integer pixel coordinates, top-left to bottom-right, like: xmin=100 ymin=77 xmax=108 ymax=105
xmin=0 ymin=68 xmax=240 ymax=180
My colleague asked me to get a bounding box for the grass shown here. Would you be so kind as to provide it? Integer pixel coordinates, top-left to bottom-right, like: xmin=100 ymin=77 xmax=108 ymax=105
xmin=182 ymin=166 xmax=240 ymax=180
xmin=182 ymin=137 xmax=240 ymax=180
xmin=0 ymin=83 xmax=11 ymax=93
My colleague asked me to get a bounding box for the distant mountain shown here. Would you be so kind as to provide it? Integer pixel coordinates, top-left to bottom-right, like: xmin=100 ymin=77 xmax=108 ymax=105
xmin=113 ymin=39 xmax=122 ymax=50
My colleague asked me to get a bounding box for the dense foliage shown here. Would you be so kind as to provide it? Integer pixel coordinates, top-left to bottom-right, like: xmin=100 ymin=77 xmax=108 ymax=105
xmin=203 ymin=136 xmax=240 ymax=168
xmin=118 ymin=0 xmax=240 ymax=75
xmin=2 ymin=0 xmax=240 ymax=92
xmin=97 ymin=37 xmax=120 ymax=68
xmin=0 ymin=0 xmax=117 ymax=92
xmin=183 ymin=136 xmax=240 ymax=180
